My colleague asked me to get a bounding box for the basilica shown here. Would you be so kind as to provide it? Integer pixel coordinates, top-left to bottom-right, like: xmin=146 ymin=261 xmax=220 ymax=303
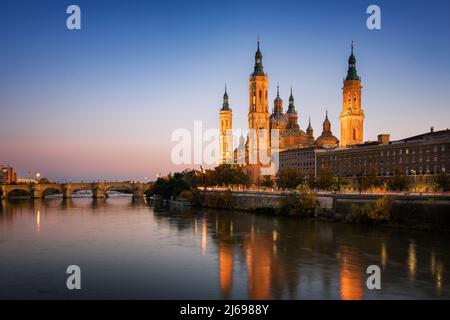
xmin=219 ymin=40 xmax=364 ymax=181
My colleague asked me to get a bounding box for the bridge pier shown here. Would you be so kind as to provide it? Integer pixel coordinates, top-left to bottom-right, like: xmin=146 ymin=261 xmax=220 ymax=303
xmin=132 ymin=183 xmax=144 ymax=199
xmin=62 ymin=184 xmax=73 ymax=199
xmin=93 ymin=183 xmax=106 ymax=198
xmin=0 ymin=185 xmax=6 ymax=200
xmin=31 ymin=186 xmax=44 ymax=199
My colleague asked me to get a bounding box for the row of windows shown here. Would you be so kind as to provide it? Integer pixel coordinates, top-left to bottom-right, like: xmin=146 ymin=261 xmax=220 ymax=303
xmin=321 ymin=165 xmax=448 ymax=176
xmin=281 ymin=162 xmax=315 ymax=168
xmin=321 ymin=154 xmax=448 ymax=166
xmin=320 ymin=144 xmax=448 ymax=162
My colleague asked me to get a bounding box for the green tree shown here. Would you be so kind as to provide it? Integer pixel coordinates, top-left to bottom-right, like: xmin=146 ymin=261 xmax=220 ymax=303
xmin=276 ymin=168 xmax=304 ymax=190
xmin=208 ymin=164 xmax=249 ymax=188
xmin=387 ymin=168 xmax=410 ymax=191
xmin=317 ymin=167 xmax=335 ymax=191
xmin=362 ymin=167 xmax=381 ymax=191
xmin=260 ymin=175 xmax=274 ymax=189
xmin=434 ymin=172 xmax=450 ymax=192
xmin=306 ymin=171 xmax=317 ymax=190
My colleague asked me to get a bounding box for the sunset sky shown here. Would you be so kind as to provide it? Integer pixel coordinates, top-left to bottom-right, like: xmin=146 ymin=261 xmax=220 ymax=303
xmin=1 ymin=0 xmax=449 ymax=182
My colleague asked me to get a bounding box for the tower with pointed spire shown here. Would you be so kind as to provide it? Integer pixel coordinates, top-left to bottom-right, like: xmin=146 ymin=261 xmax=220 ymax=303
xmin=269 ymin=84 xmax=288 ymax=129
xmin=307 ymin=117 xmax=314 ymax=141
xmin=286 ymin=86 xmax=299 ymax=130
xmin=220 ymin=85 xmax=233 ymax=164
xmin=248 ymin=38 xmax=271 ymax=164
xmin=340 ymin=41 xmax=364 ymax=147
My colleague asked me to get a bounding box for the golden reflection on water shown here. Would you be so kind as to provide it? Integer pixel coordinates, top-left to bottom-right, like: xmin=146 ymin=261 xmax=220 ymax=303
xmin=36 ymin=209 xmax=40 ymax=235
xmin=219 ymin=242 xmax=233 ymax=299
xmin=339 ymin=246 xmax=364 ymax=300
xmin=201 ymin=217 xmax=207 ymax=256
xmin=408 ymin=241 xmax=417 ymax=280
xmin=381 ymin=242 xmax=387 ymax=269
xmin=431 ymin=251 xmax=444 ymax=296
xmin=244 ymin=232 xmax=272 ymax=300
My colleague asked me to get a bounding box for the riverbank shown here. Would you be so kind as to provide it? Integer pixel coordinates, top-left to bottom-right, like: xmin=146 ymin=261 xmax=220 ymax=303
xmin=193 ymin=190 xmax=450 ymax=232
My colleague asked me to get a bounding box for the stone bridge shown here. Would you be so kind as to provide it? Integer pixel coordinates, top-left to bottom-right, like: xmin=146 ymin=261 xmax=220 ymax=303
xmin=0 ymin=182 xmax=151 ymax=199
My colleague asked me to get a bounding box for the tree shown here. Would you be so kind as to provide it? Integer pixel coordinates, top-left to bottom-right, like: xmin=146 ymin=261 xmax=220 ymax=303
xmin=387 ymin=168 xmax=410 ymax=191
xmin=434 ymin=172 xmax=450 ymax=192
xmin=362 ymin=167 xmax=381 ymax=191
xmin=206 ymin=164 xmax=249 ymax=189
xmin=260 ymin=175 xmax=274 ymax=189
xmin=234 ymin=166 xmax=250 ymax=189
xmin=152 ymin=170 xmax=192 ymax=199
xmin=276 ymin=168 xmax=304 ymax=190
xmin=305 ymin=171 xmax=317 ymax=190
xmin=317 ymin=167 xmax=335 ymax=191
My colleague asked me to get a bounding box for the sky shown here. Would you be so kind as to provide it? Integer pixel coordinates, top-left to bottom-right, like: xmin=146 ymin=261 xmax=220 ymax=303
xmin=0 ymin=0 xmax=449 ymax=182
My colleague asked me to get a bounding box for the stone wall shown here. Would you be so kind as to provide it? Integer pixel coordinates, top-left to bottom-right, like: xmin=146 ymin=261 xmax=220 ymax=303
xmin=199 ymin=191 xmax=450 ymax=231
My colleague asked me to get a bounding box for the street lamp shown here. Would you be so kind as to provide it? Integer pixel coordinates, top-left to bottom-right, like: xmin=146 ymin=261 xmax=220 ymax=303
xmin=36 ymin=172 xmax=41 ymax=183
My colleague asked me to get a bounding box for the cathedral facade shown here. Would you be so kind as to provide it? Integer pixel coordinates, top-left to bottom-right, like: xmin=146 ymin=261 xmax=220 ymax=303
xmin=219 ymin=40 xmax=363 ymax=180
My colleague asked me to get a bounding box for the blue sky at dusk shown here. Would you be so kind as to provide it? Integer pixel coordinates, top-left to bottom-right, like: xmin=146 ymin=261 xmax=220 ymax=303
xmin=1 ymin=0 xmax=449 ymax=181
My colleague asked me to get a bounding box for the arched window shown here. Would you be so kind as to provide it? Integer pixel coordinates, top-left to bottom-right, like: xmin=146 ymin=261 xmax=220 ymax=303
xmin=259 ymin=90 xmax=262 ymax=99
xmin=353 ymin=128 xmax=357 ymax=140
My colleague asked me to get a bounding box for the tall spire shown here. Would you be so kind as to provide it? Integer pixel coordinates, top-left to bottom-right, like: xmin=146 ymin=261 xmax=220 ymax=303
xmin=221 ymin=84 xmax=230 ymax=110
xmin=287 ymin=86 xmax=296 ymax=113
xmin=346 ymin=40 xmax=359 ymax=81
xmin=323 ymin=110 xmax=331 ymax=133
xmin=307 ymin=117 xmax=314 ymax=137
xmin=252 ymin=36 xmax=265 ymax=76
xmin=273 ymin=83 xmax=283 ymax=113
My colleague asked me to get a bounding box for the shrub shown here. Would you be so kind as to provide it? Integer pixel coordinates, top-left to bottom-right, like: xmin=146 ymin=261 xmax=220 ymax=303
xmin=345 ymin=204 xmax=372 ymax=223
xmin=277 ymin=193 xmax=317 ymax=218
xmin=179 ymin=190 xmax=201 ymax=206
xmin=367 ymin=196 xmax=393 ymax=222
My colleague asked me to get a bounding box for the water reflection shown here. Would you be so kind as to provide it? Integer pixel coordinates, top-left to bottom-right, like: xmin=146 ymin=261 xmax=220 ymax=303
xmin=408 ymin=241 xmax=417 ymax=281
xmin=153 ymin=202 xmax=450 ymax=300
xmin=339 ymin=246 xmax=363 ymax=300
xmin=0 ymin=198 xmax=449 ymax=299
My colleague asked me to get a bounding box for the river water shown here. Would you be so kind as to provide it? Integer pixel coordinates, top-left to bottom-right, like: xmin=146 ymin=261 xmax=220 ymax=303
xmin=0 ymin=197 xmax=449 ymax=299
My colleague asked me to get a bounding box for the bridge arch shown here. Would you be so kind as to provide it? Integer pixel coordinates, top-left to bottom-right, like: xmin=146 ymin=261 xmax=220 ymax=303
xmin=6 ymin=188 xmax=32 ymax=199
xmin=105 ymin=184 xmax=134 ymax=195
xmin=41 ymin=187 xmax=63 ymax=198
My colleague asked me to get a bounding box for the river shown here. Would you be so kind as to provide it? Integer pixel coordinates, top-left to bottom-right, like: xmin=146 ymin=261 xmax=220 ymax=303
xmin=0 ymin=197 xmax=448 ymax=299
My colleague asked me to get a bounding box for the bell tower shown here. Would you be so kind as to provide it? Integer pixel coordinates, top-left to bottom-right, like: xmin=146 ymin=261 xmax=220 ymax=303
xmin=219 ymin=85 xmax=233 ymax=164
xmin=340 ymin=41 xmax=364 ymax=147
xmin=248 ymin=39 xmax=270 ymax=163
